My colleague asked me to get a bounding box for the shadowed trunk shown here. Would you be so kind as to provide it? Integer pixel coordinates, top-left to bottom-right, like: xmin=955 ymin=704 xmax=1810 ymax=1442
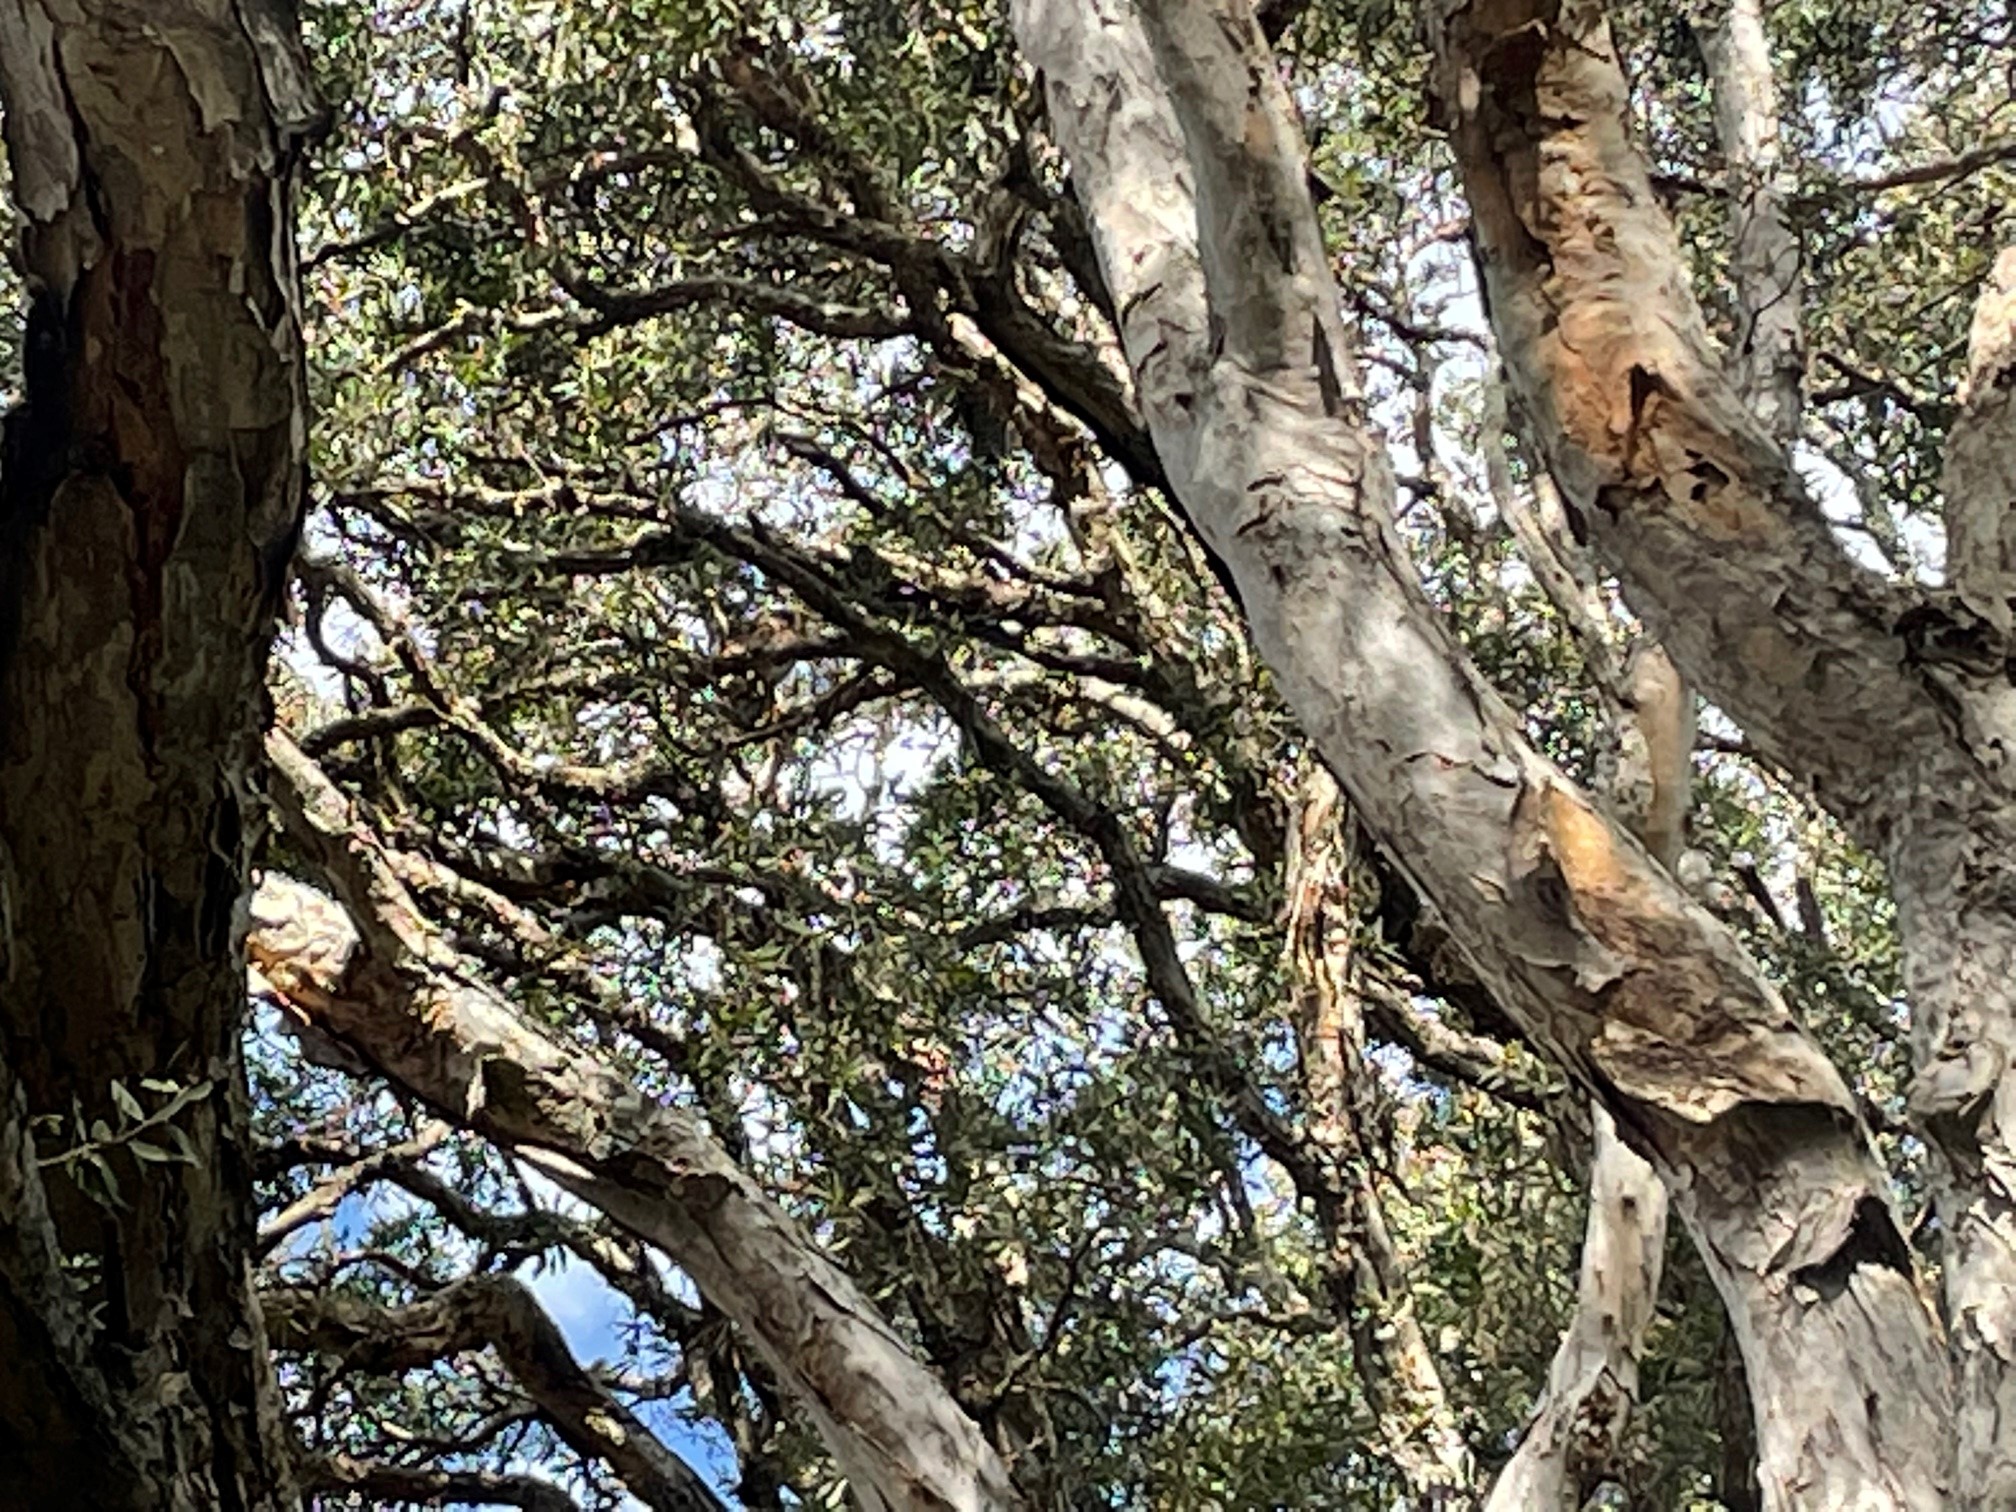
xmin=1284 ymin=767 xmax=1473 ymax=1495
xmin=0 ymin=3 xmax=317 ymax=1505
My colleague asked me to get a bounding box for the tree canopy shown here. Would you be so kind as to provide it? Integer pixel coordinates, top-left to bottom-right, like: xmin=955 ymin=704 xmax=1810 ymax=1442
xmin=0 ymin=0 xmax=2011 ymax=1507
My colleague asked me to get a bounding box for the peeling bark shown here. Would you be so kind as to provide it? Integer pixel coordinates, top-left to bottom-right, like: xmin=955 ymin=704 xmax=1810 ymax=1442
xmin=1489 ymin=647 xmax=1684 ymax=1507
xmin=1486 ymin=1110 xmax=1665 ymax=1511
xmin=255 ymin=732 xmax=1024 ymax=1512
xmin=0 ymin=3 xmax=316 ymax=1505
xmin=1916 ymin=259 xmax=2016 ymax=1503
xmin=1893 ymin=820 xmax=2016 ymax=1505
xmin=1692 ymin=0 xmax=1804 ymax=445
xmin=1284 ymin=769 xmax=1473 ymax=1494
xmin=1944 ymin=248 xmax=2016 ymax=631
xmin=1426 ymin=0 xmax=1930 ymax=819
xmin=1428 ymin=5 xmax=2016 ymax=1498
xmin=1012 ymin=0 xmax=1951 ymax=1503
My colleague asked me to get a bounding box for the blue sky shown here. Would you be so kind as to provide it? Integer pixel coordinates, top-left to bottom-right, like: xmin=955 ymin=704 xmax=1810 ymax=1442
xmin=286 ymin=1172 xmax=748 ymax=1505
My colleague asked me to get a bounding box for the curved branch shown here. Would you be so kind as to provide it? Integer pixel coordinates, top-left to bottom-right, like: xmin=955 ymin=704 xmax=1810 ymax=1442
xmin=254 ymin=732 xmax=1024 ymax=1512
xmin=1015 ymin=0 xmax=1950 ymax=1502
xmin=269 ymin=1273 xmax=725 ymax=1512
xmin=1427 ymin=0 xmax=1940 ymax=832
xmin=296 ymin=1453 xmax=582 ymax=1512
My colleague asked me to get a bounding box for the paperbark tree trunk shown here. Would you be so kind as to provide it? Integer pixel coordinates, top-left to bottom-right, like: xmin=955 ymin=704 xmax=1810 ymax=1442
xmin=1486 ymin=1110 xmax=1665 ymax=1511
xmin=1427 ymin=3 xmax=2016 ymax=1498
xmin=1010 ymin=0 xmax=1952 ymax=1504
xmin=1487 ymin=648 xmax=1686 ymax=1508
xmin=0 ymin=3 xmax=316 ymax=1506
xmin=1488 ymin=0 xmax=1795 ymax=1477
xmin=256 ymin=732 xmax=1025 ymax=1512
xmin=1692 ymin=0 xmax=1804 ymax=445
xmin=1921 ymin=248 xmax=2016 ymax=1503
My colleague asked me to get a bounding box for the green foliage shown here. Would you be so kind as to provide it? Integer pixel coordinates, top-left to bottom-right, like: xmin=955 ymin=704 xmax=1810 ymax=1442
xmin=229 ymin=0 xmax=2016 ymax=1504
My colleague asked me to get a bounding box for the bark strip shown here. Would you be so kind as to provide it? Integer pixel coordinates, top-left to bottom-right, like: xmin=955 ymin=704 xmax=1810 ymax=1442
xmin=1284 ymin=769 xmax=1473 ymax=1494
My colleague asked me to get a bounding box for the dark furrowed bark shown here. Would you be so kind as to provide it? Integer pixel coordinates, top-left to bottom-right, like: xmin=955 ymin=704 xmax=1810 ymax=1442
xmin=0 ymin=3 xmax=318 ymax=1505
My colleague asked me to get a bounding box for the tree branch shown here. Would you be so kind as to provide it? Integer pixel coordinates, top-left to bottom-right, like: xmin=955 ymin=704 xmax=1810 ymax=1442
xmin=1427 ymin=0 xmax=1941 ymax=835
xmin=269 ymin=1273 xmax=726 ymax=1512
xmin=1693 ymin=0 xmax=1804 ymax=443
xmin=296 ymin=1452 xmax=582 ymax=1512
xmin=253 ymin=732 xmax=1024 ymax=1512
xmin=1016 ymin=0 xmax=1951 ymax=1500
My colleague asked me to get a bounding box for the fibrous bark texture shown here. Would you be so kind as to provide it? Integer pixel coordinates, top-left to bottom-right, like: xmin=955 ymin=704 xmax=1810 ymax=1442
xmin=0 ymin=3 xmax=317 ymax=1505
xmin=1489 ymin=647 xmax=1686 ymax=1508
xmin=1011 ymin=0 xmax=1952 ymax=1504
xmin=1691 ymin=0 xmax=1804 ymax=446
xmin=256 ymin=731 xmax=1025 ymax=1512
xmin=1426 ymin=3 xmax=2016 ymax=1498
xmin=1487 ymin=1110 xmax=1666 ymax=1511
xmin=1283 ymin=768 xmax=1472 ymax=1494
xmin=1945 ymin=248 xmax=2016 ymax=630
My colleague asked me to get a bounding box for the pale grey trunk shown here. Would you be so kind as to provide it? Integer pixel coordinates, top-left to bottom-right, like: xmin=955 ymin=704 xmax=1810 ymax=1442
xmin=1486 ymin=1110 xmax=1665 ymax=1511
xmin=0 ymin=3 xmax=315 ymax=1505
xmin=1893 ymin=818 xmax=2016 ymax=1504
xmin=1489 ymin=647 xmax=1686 ymax=1505
xmin=1014 ymin=0 xmax=1950 ymax=1504
xmin=257 ymin=733 xmax=1025 ymax=1512
xmin=1944 ymin=250 xmax=2016 ymax=631
xmin=1496 ymin=3 xmax=1802 ymax=1487
xmin=1923 ymin=250 xmax=2016 ymax=1504
xmin=1692 ymin=0 xmax=1804 ymax=444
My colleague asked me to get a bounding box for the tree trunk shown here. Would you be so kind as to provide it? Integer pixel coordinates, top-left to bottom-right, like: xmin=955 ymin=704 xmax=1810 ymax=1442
xmin=1894 ymin=822 xmax=2016 ymax=1504
xmin=1427 ymin=3 xmax=2016 ymax=1497
xmin=1915 ymin=248 xmax=2016 ymax=1506
xmin=1486 ymin=1110 xmax=1665 ymax=1511
xmin=1489 ymin=648 xmax=1684 ymax=1508
xmin=1011 ymin=0 xmax=1952 ymax=1503
xmin=0 ymin=3 xmax=316 ymax=1506
xmin=1692 ymin=0 xmax=1803 ymax=445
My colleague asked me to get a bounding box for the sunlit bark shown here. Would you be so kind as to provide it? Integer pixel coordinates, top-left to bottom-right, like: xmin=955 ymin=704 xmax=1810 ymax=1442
xmin=1427 ymin=4 xmax=2016 ymax=1497
xmin=1010 ymin=0 xmax=1951 ymax=1502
